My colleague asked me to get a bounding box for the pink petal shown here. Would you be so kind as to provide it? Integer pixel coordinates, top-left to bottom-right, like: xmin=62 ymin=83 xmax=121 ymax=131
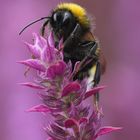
xmin=71 ymin=61 xmax=80 ymax=77
xmin=46 ymin=39 xmax=55 ymax=63
xmin=18 ymin=59 xmax=46 ymax=72
xmin=54 ymin=61 xmax=66 ymax=75
xmin=23 ymin=33 xmax=47 ymax=59
xmin=46 ymin=66 xmax=55 ymax=78
xmin=62 ymin=81 xmax=81 ymax=97
xmin=41 ymin=45 xmax=48 ymax=62
xmin=47 ymin=61 xmax=66 ymax=78
xmin=79 ymin=117 xmax=88 ymax=124
xmin=64 ymin=118 xmax=78 ymax=128
xmin=84 ymin=86 xmax=106 ymax=100
xmin=48 ymin=31 xmax=55 ymax=48
xmin=69 ymin=61 xmax=80 ymax=80
xmin=24 ymin=42 xmax=41 ymax=58
xmin=19 ymin=82 xmax=45 ymax=89
xmin=26 ymin=104 xmax=50 ymax=112
xmin=33 ymin=33 xmax=46 ymax=49
xmin=47 ymin=138 xmax=54 ymax=140
xmin=94 ymin=126 xmax=122 ymax=138
xmin=39 ymin=35 xmax=47 ymax=47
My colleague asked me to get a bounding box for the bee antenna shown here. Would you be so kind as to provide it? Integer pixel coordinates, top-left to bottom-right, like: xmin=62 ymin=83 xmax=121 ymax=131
xmin=19 ymin=17 xmax=50 ymax=35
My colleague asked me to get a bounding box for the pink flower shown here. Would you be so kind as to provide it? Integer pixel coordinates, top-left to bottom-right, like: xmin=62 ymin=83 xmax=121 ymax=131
xmin=20 ymin=32 xmax=121 ymax=140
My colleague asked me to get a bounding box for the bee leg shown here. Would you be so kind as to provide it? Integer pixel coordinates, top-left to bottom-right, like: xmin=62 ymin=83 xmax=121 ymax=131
xmin=64 ymin=23 xmax=82 ymax=48
xmin=76 ymin=42 xmax=103 ymax=114
xmin=71 ymin=23 xmax=82 ymax=38
xmin=41 ymin=20 xmax=49 ymax=36
xmin=77 ymin=42 xmax=99 ymax=71
xmin=63 ymin=23 xmax=83 ymax=63
xmin=93 ymin=62 xmax=103 ymax=114
xmin=79 ymin=42 xmax=103 ymax=114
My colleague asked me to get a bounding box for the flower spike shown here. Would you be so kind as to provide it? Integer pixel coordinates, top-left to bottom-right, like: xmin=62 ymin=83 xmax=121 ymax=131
xmin=20 ymin=32 xmax=121 ymax=140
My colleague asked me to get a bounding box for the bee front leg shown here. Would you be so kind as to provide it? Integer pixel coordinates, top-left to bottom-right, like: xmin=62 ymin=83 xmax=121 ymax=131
xmin=63 ymin=23 xmax=83 ymax=63
xmin=64 ymin=23 xmax=82 ymax=49
xmin=41 ymin=20 xmax=49 ymax=36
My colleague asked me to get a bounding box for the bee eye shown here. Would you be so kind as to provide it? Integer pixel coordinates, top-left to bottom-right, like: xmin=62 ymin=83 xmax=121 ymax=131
xmin=53 ymin=12 xmax=62 ymax=22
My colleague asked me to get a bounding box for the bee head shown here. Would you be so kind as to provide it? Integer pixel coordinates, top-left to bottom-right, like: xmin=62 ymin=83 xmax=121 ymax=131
xmin=50 ymin=10 xmax=77 ymax=40
xmin=50 ymin=3 xmax=90 ymax=40
xmin=19 ymin=3 xmax=90 ymax=39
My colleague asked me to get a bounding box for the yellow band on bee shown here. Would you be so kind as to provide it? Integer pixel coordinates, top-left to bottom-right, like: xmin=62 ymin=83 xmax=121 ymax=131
xmin=56 ymin=3 xmax=90 ymax=28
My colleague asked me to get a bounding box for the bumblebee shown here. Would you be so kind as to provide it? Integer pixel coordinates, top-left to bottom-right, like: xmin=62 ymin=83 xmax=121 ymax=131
xmin=19 ymin=3 xmax=106 ymax=109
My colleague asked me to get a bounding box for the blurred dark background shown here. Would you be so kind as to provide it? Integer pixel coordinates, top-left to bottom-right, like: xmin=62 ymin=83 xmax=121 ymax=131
xmin=0 ymin=0 xmax=140 ymax=140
